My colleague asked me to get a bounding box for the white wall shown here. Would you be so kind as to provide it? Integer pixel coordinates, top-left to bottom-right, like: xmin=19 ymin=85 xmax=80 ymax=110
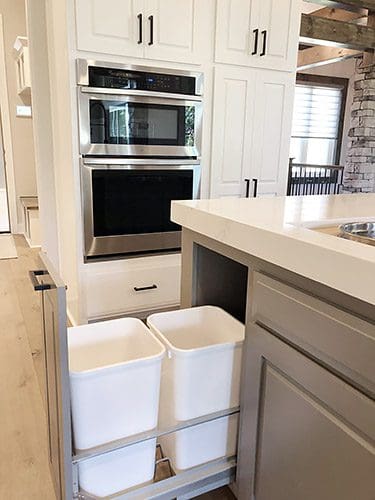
xmin=0 ymin=0 xmax=37 ymax=229
xmin=301 ymin=58 xmax=356 ymax=166
xmin=25 ymin=0 xmax=59 ymax=266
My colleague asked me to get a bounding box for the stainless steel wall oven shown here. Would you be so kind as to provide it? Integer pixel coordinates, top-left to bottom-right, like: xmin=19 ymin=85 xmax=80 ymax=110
xmin=82 ymin=159 xmax=201 ymax=258
xmin=77 ymin=60 xmax=203 ymax=259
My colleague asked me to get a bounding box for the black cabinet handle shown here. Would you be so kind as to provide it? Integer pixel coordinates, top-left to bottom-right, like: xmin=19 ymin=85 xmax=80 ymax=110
xmin=137 ymin=13 xmax=143 ymax=44
xmin=244 ymin=178 xmax=250 ymax=198
xmin=260 ymin=30 xmax=267 ymax=56
xmin=134 ymin=284 xmax=157 ymax=292
xmin=252 ymin=178 xmax=258 ymax=198
xmin=251 ymin=29 xmax=259 ymax=55
xmin=148 ymin=15 xmax=154 ymax=45
xmin=29 ymin=270 xmax=51 ymax=292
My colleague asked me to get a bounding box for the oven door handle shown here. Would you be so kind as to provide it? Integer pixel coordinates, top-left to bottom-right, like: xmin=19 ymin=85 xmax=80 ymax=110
xmin=79 ymin=86 xmax=203 ymax=102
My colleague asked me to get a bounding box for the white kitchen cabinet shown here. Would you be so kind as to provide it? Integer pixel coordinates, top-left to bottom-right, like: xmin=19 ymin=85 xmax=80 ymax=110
xmin=210 ymin=66 xmax=255 ymax=198
xmin=84 ymin=253 xmax=181 ymax=320
xmin=211 ymin=66 xmax=295 ymax=198
xmin=75 ymin=0 xmax=211 ymax=64
xmin=215 ymin=0 xmax=301 ymax=72
xmin=251 ymin=69 xmax=295 ymax=196
xmin=75 ymin=0 xmax=144 ymax=58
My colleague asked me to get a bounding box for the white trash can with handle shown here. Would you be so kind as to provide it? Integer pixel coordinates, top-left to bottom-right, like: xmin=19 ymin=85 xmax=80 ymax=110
xmin=68 ymin=317 xmax=165 ymax=496
xmin=147 ymin=305 xmax=244 ymax=470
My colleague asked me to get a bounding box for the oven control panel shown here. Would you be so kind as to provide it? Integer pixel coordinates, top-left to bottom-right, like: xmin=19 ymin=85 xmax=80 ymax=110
xmin=88 ymin=66 xmax=197 ymax=95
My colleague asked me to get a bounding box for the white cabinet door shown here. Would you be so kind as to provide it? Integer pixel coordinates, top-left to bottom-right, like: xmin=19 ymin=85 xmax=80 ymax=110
xmin=254 ymin=0 xmax=301 ymax=72
xmin=210 ymin=66 xmax=255 ymax=198
xmin=144 ymin=0 xmax=209 ymax=64
xmin=215 ymin=0 xmax=259 ymax=68
xmin=251 ymin=70 xmax=295 ymax=196
xmin=75 ymin=0 xmax=144 ymax=58
xmin=215 ymin=0 xmax=300 ymax=72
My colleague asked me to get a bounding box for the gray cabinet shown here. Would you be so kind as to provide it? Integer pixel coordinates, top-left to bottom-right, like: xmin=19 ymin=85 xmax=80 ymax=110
xmin=237 ymin=324 xmax=375 ymax=500
xmin=29 ymin=254 xmax=72 ymax=500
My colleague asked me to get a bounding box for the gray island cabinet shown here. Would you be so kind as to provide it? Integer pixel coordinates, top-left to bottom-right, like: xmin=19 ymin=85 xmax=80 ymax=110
xmin=172 ymin=195 xmax=375 ymax=500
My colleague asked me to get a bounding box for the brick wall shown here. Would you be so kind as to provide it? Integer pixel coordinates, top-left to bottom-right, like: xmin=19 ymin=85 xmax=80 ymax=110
xmin=343 ymin=58 xmax=375 ymax=193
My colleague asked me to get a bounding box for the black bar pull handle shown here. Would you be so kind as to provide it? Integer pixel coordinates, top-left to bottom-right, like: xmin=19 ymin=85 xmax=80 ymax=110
xmin=148 ymin=15 xmax=154 ymax=45
xmin=244 ymin=178 xmax=251 ymax=198
xmin=134 ymin=284 xmax=158 ymax=292
xmin=29 ymin=270 xmax=51 ymax=292
xmin=137 ymin=13 xmax=143 ymax=44
xmin=251 ymin=29 xmax=259 ymax=55
xmin=252 ymin=178 xmax=258 ymax=198
xmin=260 ymin=30 xmax=267 ymax=56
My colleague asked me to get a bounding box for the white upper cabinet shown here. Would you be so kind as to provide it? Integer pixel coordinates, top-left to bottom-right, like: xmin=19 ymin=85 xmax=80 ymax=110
xmin=75 ymin=0 xmax=212 ymax=64
xmin=211 ymin=66 xmax=295 ymax=198
xmin=144 ymin=0 xmax=205 ymax=63
xmin=215 ymin=0 xmax=301 ymax=72
xmin=76 ymin=0 xmax=145 ymax=58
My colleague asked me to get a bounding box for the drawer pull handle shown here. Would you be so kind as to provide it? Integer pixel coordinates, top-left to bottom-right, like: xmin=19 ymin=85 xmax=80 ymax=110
xmin=134 ymin=284 xmax=158 ymax=292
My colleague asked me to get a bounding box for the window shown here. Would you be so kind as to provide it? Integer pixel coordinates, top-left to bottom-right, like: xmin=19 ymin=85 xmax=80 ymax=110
xmin=290 ymin=75 xmax=348 ymax=165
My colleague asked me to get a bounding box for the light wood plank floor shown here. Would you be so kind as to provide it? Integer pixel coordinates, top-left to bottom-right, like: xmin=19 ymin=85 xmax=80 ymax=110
xmin=0 ymin=235 xmax=56 ymax=499
xmin=0 ymin=236 xmax=235 ymax=500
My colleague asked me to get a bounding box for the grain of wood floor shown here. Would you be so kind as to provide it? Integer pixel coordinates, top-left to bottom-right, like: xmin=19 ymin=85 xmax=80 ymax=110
xmin=0 ymin=236 xmax=235 ymax=500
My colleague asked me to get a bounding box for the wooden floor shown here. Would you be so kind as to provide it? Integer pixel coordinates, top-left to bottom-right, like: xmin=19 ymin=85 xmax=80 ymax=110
xmin=0 ymin=235 xmax=56 ymax=499
xmin=0 ymin=236 xmax=235 ymax=500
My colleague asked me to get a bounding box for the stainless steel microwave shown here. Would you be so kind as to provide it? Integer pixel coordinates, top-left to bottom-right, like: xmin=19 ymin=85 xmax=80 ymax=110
xmin=81 ymin=158 xmax=201 ymax=258
xmin=77 ymin=59 xmax=203 ymax=159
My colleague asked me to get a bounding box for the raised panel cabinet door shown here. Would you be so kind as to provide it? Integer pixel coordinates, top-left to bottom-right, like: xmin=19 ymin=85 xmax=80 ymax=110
xmin=250 ymin=70 xmax=295 ymax=196
xmin=215 ymin=0 xmax=300 ymax=72
xmin=144 ymin=0 xmax=212 ymax=64
xmin=210 ymin=65 xmax=255 ymax=198
xmin=237 ymin=324 xmax=375 ymax=500
xmin=75 ymin=0 xmax=145 ymax=57
xmin=215 ymin=0 xmax=259 ymax=67
xmin=254 ymin=0 xmax=301 ymax=71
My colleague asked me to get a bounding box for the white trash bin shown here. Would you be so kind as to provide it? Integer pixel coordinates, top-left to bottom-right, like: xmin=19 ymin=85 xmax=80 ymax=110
xmin=147 ymin=305 xmax=244 ymax=470
xmin=78 ymin=439 xmax=157 ymax=497
xmin=158 ymin=414 xmax=239 ymax=472
xmin=147 ymin=305 xmax=244 ymax=420
xmin=68 ymin=317 xmax=165 ymax=450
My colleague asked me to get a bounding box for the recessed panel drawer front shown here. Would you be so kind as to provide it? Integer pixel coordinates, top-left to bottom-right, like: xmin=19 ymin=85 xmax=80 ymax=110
xmin=85 ymin=256 xmax=181 ymax=319
xmin=252 ymin=272 xmax=375 ymax=394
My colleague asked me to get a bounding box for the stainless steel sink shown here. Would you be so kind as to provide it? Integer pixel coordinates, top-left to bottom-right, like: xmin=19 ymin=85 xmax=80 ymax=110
xmin=339 ymin=222 xmax=375 ymax=246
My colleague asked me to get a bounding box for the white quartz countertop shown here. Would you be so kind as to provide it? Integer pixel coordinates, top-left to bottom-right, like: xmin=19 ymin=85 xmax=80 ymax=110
xmin=171 ymin=194 xmax=375 ymax=306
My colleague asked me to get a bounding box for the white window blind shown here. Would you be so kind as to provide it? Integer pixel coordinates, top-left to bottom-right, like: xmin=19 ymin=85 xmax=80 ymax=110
xmin=292 ymin=84 xmax=342 ymax=139
xmin=290 ymin=83 xmax=344 ymax=165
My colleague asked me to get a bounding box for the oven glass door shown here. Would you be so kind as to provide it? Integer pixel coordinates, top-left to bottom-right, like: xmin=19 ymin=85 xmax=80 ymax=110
xmin=93 ymin=169 xmax=192 ymax=236
xmin=83 ymin=163 xmax=200 ymax=257
xmin=79 ymin=92 xmax=202 ymax=157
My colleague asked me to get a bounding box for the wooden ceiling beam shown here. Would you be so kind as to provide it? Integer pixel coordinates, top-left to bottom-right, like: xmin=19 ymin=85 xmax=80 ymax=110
xmin=310 ymin=6 xmax=368 ymax=21
xmin=297 ymin=46 xmax=361 ymax=70
xmin=300 ymin=13 xmax=375 ymax=50
xmin=302 ymin=0 xmax=375 ymax=11
xmin=361 ymin=10 xmax=375 ymax=66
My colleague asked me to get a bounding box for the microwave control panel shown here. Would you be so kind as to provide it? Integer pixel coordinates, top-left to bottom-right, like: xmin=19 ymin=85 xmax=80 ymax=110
xmin=88 ymin=66 xmax=197 ymax=96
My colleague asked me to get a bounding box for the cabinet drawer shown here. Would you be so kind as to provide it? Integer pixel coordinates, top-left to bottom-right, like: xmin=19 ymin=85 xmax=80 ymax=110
xmin=252 ymin=272 xmax=375 ymax=394
xmin=85 ymin=255 xmax=181 ymax=320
